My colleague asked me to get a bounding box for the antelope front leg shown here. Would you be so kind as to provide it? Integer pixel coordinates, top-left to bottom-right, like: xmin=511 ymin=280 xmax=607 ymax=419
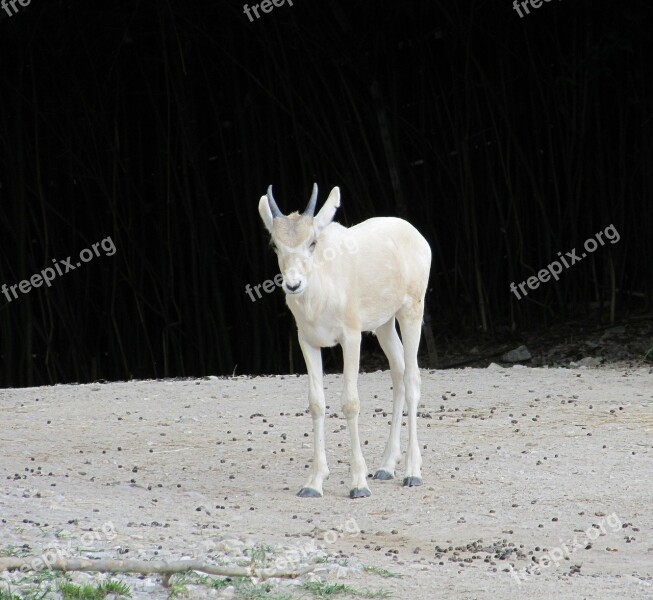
xmin=341 ymin=330 xmax=370 ymax=498
xmin=297 ymin=337 xmax=329 ymax=497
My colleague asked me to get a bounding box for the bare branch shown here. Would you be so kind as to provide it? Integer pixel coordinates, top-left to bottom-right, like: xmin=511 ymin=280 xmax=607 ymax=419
xmin=0 ymin=556 xmax=316 ymax=585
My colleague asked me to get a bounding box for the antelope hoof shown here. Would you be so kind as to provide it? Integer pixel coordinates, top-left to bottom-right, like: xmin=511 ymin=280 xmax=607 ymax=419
xmin=297 ymin=487 xmax=323 ymax=498
xmin=349 ymin=487 xmax=371 ymax=499
xmin=403 ymin=476 xmax=423 ymax=487
xmin=373 ymin=469 xmax=394 ymax=480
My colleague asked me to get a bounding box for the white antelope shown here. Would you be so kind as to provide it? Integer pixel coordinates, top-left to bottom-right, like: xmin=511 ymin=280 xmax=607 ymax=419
xmin=258 ymin=183 xmax=431 ymax=498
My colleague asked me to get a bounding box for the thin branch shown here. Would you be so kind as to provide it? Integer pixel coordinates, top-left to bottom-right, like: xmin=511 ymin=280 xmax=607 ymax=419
xmin=0 ymin=557 xmax=316 ymax=586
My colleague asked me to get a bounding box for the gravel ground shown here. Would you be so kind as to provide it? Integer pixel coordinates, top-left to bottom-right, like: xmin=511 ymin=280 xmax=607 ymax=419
xmin=1 ymin=365 xmax=652 ymax=599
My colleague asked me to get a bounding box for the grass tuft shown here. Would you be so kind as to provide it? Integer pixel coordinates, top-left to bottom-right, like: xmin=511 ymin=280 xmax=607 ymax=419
xmin=301 ymin=581 xmax=391 ymax=598
xmin=363 ymin=565 xmax=403 ymax=578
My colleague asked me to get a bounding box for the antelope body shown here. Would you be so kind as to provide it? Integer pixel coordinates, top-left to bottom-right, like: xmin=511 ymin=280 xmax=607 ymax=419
xmin=258 ymin=184 xmax=431 ymax=498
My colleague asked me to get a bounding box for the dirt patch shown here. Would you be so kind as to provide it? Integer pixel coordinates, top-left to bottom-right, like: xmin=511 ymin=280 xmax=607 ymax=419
xmin=1 ymin=365 xmax=652 ymax=598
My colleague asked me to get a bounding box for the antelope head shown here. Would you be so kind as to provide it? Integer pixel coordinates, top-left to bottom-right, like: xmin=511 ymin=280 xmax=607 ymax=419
xmin=258 ymin=183 xmax=340 ymax=295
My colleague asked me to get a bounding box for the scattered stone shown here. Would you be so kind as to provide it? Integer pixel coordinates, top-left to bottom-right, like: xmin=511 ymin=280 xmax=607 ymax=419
xmin=502 ymin=345 xmax=532 ymax=363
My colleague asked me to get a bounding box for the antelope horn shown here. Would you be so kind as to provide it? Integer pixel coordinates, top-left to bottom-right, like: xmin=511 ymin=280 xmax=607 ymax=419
xmin=267 ymin=185 xmax=283 ymax=218
xmin=303 ymin=183 xmax=318 ymax=217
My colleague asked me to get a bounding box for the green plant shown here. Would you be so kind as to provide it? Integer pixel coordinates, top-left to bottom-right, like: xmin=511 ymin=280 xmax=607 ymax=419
xmin=644 ymin=345 xmax=653 ymax=362
xmin=0 ymin=546 xmax=31 ymax=558
xmin=363 ymin=565 xmax=403 ymax=578
xmin=301 ymin=581 xmax=391 ymax=598
xmin=57 ymin=578 xmax=131 ymax=599
xmin=249 ymin=544 xmax=277 ymax=567
xmin=231 ymin=578 xmax=293 ymax=600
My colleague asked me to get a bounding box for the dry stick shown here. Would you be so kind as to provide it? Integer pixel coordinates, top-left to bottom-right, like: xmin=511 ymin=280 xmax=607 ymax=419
xmin=0 ymin=557 xmax=316 ymax=587
xmin=608 ymin=254 xmax=616 ymax=326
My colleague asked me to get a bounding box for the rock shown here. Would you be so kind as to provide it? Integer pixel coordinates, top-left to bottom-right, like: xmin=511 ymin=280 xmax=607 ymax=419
xmin=141 ymin=579 xmax=158 ymax=592
xmin=501 ymin=345 xmax=532 ymax=363
xmin=571 ymin=357 xmax=602 ymax=368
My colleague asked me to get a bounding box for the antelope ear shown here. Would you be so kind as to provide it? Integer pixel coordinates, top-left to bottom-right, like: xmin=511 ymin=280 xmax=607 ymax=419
xmin=314 ymin=187 xmax=340 ymax=233
xmin=258 ymin=195 xmax=274 ymax=233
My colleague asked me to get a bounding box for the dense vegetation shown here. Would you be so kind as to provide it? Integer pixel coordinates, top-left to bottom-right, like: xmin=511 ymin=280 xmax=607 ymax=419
xmin=0 ymin=1 xmax=650 ymax=386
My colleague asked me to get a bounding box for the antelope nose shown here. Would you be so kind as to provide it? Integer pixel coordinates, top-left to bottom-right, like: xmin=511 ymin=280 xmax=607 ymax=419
xmin=286 ymin=282 xmax=301 ymax=292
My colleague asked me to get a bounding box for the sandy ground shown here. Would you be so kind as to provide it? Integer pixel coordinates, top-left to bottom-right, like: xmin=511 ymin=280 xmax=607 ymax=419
xmin=1 ymin=365 xmax=652 ymax=599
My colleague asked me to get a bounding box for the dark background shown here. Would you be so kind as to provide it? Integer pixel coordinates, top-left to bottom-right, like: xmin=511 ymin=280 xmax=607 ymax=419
xmin=0 ymin=0 xmax=651 ymax=387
